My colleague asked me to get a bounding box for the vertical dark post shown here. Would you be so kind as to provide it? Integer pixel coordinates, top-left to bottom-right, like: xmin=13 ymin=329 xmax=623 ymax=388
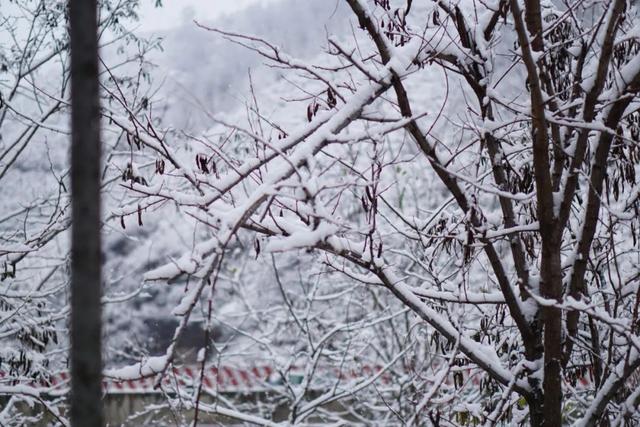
xmin=69 ymin=0 xmax=103 ymax=425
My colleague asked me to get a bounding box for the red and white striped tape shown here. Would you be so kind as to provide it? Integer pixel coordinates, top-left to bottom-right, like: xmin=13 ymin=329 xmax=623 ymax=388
xmin=0 ymin=364 xmax=594 ymax=394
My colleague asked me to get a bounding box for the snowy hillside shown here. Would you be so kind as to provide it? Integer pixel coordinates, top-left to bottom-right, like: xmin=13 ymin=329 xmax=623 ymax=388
xmin=144 ymin=0 xmax=352 ymax=131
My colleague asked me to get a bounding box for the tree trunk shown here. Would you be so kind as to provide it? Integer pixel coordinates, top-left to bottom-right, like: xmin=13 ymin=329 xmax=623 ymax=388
xmin=528 ymin=394 xmax=544 ymax=427
xmin=69 ymin=0 xmax=103 ymax=425
xmin=541 ymin=244 xmax=563 ymax=427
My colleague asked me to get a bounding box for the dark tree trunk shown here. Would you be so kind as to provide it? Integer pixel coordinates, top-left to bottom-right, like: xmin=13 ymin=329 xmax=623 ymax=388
xmin=69 ymin=0 xmax=103 ymax=425
xmin=528 ymin=395 xmax=544 ymax=427
xmin=541 ymin=245 xmax=564 ymax=427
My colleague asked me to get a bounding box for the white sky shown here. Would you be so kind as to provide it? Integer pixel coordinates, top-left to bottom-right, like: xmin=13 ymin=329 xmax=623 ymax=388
xmin=136 ymin=0 xmax=277 ymax=32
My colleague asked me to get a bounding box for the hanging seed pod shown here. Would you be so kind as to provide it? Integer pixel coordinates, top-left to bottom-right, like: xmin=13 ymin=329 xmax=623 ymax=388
xmin=454 ymin=371 xmax=463 ymax=388
xmin=327 ymin=87 xmax=337 ymax=108
xmin=155 ymin=159 xmax=165 ymax=175
xmin=254 ymin=238 xmax=261 ymax=259
xmin=195 ymin=153 xmax=209 ymax=174
xmin=211 ymin=159 xmax=218 ymax=177
xmin=306 ymin=104 xmax=313 ymax=122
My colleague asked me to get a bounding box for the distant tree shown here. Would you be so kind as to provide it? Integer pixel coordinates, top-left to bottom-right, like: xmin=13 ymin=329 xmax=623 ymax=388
xmin=114 ymin=0 xmax=640 ymax=425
